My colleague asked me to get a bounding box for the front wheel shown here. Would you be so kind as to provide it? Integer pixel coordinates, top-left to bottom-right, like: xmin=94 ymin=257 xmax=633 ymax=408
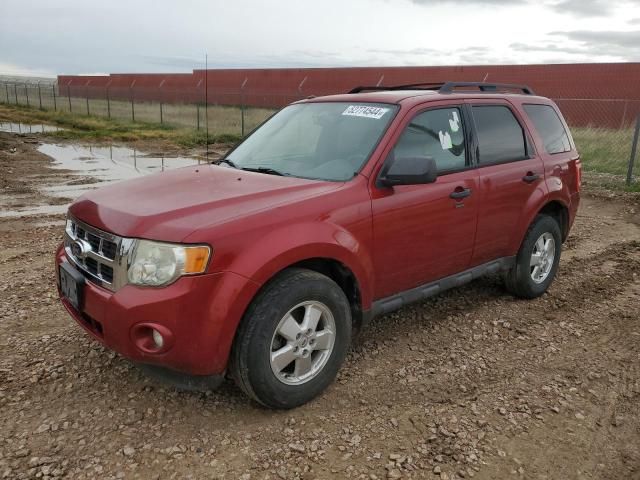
xmin=230 ymin=268 xmax=352 ymax=409
xmin=504 ymin=214 xmax=562 ymax=299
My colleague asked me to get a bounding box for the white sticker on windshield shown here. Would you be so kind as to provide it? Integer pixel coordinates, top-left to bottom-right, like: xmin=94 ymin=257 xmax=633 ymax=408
xmin=342 ymin=105 xmax=390 ymax=119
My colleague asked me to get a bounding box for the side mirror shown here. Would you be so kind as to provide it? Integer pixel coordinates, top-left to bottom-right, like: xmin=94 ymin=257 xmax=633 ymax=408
xmin=378 ymin=155 xmax=438 ymax=187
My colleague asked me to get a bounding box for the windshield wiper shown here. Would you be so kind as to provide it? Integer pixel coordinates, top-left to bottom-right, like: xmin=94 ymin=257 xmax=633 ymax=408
xmin=215 ymin=158 xmax=238 ymax=169
xmin=240 ymin=166 xmax=288 ymax=176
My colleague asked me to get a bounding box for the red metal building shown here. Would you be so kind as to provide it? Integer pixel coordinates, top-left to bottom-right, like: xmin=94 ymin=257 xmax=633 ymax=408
xmin=58 ymin=63 xmax=640 ymax=128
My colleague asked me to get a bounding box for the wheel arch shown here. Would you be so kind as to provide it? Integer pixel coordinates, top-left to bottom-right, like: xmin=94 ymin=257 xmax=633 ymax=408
xmin=512 ymin=196 xmax=571 ymax=255
xmin=537 ymin=200 xmax=570 ymax=242
xmin=286 ymin=257 xmax=366 ymax=335
xmin=243 ymin=255 xmax=368 ymax=337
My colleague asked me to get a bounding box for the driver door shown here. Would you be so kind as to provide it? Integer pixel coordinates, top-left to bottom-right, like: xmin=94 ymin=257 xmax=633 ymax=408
xmin=370 ymin=105 xmax=479 ymax=299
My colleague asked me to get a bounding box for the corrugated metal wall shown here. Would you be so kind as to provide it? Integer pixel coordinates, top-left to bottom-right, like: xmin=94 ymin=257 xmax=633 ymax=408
xmin=58 ymin=63 xmax=640 ymax=128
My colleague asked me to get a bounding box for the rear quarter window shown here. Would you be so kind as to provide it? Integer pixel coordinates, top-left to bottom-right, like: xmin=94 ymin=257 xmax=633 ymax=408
xmin=523 ymin=104 xmax=572 ymax=154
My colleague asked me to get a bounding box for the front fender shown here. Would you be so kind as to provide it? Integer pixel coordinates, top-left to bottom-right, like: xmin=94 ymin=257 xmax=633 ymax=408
xmin=226 ymin=221 xmax=375 ymax=309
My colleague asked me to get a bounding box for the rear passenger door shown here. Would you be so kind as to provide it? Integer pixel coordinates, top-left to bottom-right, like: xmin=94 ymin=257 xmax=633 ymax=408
xmin=467 ymin=101 xmax=545 ymax=266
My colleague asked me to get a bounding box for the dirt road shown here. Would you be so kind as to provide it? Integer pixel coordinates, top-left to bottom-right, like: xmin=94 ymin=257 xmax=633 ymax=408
xmin=1 ymin=132 xmax=639 ymax=479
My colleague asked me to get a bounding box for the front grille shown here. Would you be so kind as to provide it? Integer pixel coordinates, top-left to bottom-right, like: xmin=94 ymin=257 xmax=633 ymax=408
xmin=101 ymin=241 xmax=117 ymax=260
xmin=64 ymin=216 xmax=128 ymax=291
xmin=70 ymin=222 xmax=118 ymax=260
xmin=100 ymin=264 xmax=114 ymax=283
xmin=85 ymin=257 xmax=99 ymax=275
xmin=86 ymin=232 xmax=101 ymax=252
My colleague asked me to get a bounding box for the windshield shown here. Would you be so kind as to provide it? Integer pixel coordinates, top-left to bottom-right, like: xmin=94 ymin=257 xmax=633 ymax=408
xmin=225 ymin=102 xmax=398 ymax=181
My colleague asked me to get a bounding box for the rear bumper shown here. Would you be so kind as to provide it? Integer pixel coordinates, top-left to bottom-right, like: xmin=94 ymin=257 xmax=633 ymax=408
xmin=55 ymin=244 xmax=260 ymax=376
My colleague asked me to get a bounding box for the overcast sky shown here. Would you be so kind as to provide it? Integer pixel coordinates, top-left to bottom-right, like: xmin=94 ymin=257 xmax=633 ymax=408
xmin=1 ymin=0 xmax=639 ymax=77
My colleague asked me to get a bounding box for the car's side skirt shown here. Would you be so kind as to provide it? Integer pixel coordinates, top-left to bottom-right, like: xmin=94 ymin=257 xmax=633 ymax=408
xmin=370 ymin=257 xmax=515 ymax=318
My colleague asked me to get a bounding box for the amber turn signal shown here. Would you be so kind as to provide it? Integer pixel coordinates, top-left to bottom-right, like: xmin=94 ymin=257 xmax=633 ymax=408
xmin=183 ymin=246 xmax=211 ymax=274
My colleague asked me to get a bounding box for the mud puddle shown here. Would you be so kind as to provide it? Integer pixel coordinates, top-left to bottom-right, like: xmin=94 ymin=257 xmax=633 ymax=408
xmin=1 ymin=141 xmax=203 ymax=218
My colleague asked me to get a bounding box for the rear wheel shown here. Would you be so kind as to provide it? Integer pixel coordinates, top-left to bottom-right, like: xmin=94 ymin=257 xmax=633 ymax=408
xmin=230 ymin=268 xmax=351 ymax=409
xmin=505 ymin=215 xmax=562 ymax=299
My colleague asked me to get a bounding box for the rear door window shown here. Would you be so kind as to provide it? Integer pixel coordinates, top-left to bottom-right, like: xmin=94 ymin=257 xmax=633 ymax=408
xmin=472 ymin=105 xmax=527 ymax=165
xmin=523 ymin=104 xmax=572 ymax=154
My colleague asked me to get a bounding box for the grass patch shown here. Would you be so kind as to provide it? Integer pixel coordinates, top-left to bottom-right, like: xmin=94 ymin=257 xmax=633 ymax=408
xmin=572 ymin=127 xmax=635 ymax=176
xmin=0 ymin=103 xmax=243 ymax=146
xmin=582 ymin=171 xmax=640 ymax=195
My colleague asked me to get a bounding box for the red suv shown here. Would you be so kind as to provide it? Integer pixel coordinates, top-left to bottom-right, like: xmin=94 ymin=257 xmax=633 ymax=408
xmin=56 ymin=82 xmax=581 ymax=408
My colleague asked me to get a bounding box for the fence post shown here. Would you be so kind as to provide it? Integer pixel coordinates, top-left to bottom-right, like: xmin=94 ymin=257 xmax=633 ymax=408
xmin=627 ymin=115 xmax=640 ymax=186
xmin=106 ymin=87 xmax=111 ymax=118
xmin=196 ymin=104 xmax=200 ymax=130
xmin=130 ymin=87 xmax=135 ymax=122
xmin=4 ymin=83 xmax=8 ymax=104
xmin=67 ymin=85 xmax=72 ymax=112
xmin=14 ymin=84 xmax=18 ymax=104
xmin=85 ymin=86 xmax=90 ymax=115
xmin=25 ymin=84 xmax=30 ymax=107
xmin=38 ymin=82 xmax=43 ymax=109
xmin=240 ymin=77 xmax=248 ymax=137
xmin=205 ymin=55 xmax=209 ymax=156
xmin=621 ymin=101 xmax=629 ymax=129
xmin=52 ymin=85 xmax=57 ymax=111
xmin=241 ymin=91 xmax=245 ymax=137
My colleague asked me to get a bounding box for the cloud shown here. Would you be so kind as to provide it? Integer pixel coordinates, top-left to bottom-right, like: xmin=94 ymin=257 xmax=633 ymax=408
xmin=367 ymin=47 xmax=442 ymax=56
xmin=547 ymin=0 xmax=617 ymax=16
xmin=410 ymin=0 xmax=526 ymax=4
xmin=509 ymin=42 xmax=589 ymax=55
xmin=140 ymin=55 xmax=206 ymax=70
xmin=409 ymin=0 xmax=629 ymax=17
xmin=551 ymin=29 xmax=640 ymax=48
xmin=0 ymin=62 xmax=56 ymax=78
xmin=546 ymin=30 xmax=640 ymax=60
xmin=1 ymin=0 xmax=637 ymax=76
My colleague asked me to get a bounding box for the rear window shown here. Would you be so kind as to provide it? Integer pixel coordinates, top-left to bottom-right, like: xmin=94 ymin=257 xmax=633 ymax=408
xmin=523 ymin=104 xmax=572 ymax=154
xmin=472 ymin=106 xmax=527 ymax=165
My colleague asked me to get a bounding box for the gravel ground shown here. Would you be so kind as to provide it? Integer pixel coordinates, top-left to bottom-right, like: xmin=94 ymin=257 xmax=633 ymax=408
xmin=1 ymin=132 xmax=639 ymax=480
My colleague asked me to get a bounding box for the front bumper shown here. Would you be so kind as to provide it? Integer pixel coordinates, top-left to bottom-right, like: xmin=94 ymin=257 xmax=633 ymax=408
xmin=55 ymin=244 xmax=260 ymax=376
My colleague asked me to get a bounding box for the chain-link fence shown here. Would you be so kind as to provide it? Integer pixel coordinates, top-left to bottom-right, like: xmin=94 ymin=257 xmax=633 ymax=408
xmin=0 ymin=80 xmax=305 ymax=137
xmin=554 ymin=98 xmax=640 ymax=186
xmin=1 ymin=80 xmax=638 ymax=185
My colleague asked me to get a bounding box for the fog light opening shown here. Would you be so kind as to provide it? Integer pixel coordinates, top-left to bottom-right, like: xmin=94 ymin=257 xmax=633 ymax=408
xmin=152 ymin=329 xmax=164 ymax=349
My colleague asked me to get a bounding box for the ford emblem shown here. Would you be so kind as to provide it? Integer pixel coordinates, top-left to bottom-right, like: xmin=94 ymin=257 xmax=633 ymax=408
xmin=71 ymin=239 xmax=92 ymax=259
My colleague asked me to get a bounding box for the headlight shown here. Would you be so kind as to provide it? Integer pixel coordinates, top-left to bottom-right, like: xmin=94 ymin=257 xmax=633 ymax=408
xmin=127 ymin=240 xmax=211 ymax=287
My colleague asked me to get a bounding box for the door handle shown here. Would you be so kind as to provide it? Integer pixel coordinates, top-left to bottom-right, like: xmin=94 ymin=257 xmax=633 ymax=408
xmin=450 ymin=187 xmax=472 ymax=200
xmin=522 ymin=172 xmax=540 ymax=183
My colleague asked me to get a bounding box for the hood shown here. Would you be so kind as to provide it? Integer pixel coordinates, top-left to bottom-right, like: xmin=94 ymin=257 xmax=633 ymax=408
xmin=69 ymin=164 xmax=342 ymax=242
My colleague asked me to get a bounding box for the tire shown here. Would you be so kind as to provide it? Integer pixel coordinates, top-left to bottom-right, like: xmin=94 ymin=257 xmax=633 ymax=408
xmin=230 ymin=268 xmax=352 ymax=409
xmin=504 ymin=214 xmax=562 ymax=299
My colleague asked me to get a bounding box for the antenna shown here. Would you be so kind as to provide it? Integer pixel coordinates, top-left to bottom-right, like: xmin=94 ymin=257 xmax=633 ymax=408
xmin=205 ymin=53 xmax=209 ymax=159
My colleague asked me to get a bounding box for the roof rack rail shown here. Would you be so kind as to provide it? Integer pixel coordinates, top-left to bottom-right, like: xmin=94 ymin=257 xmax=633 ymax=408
xmin=439 ymin=82 xmax=535 ymax=95
xmin=348 ymin=81 xmax=535 ymax=95
xmin=348 ymin=82 xmax=444 ymax=94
